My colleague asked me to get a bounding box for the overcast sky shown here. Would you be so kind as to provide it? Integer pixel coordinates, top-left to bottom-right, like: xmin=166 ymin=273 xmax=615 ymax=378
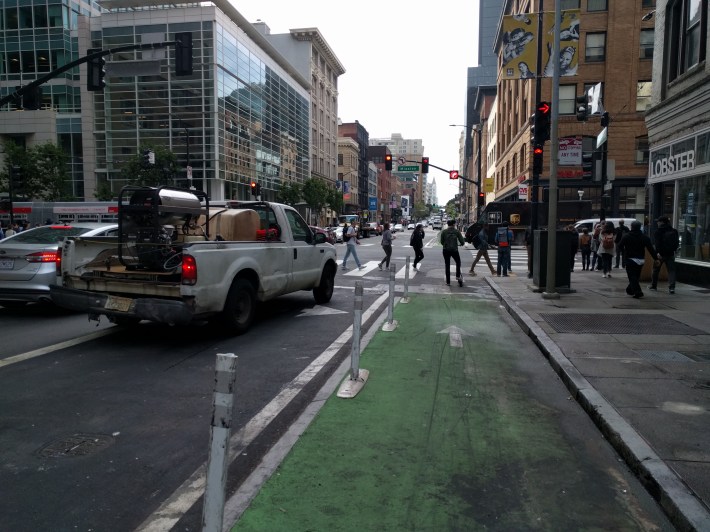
xmin=233 ymin=0 xmax=480 ymax=204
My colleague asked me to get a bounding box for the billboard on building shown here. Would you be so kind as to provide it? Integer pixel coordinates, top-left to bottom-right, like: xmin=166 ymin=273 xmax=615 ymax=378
xmin=541 ymin=10 xmax=580 ymax=77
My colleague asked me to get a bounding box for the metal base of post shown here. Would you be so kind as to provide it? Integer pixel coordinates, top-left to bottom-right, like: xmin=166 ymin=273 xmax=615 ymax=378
xmin=541 ymin=291 xmax=561 ymax=300
xmin=337 ymin=369 xmax=370 ymax=399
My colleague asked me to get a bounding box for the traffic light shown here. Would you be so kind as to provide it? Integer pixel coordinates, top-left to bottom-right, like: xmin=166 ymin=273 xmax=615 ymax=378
xmin=87 ymin=49 xmax=106 ymax=91
xmin=384 ymin=153 xmax=393 ymax=171
xmin=250 ymin=181 xmax=258 ymax=196
xmin=532 ymin=101 xmax=551 ymax=145
xmin=421 ymin=157 xmax=429 ymax=173
xmin=600 ymin=111 xmax=610 ymax=127
xmin=9 ymin=165 xmax=22 ymax=191
xmin=576 ymin=94 xmax=590 ymax=121
xmin=175 ymin=32 xmax=193 ymax=76
xmin=477 ymin=191 xmax=485 ymax=208
xmin=255 ymin=183 xmax=262 ymax=196
xmin=23 ymin=86 xmax=42 ymax=110
xmin=449 ymin=170 xmax=459 ymax=180
xmin=533 ymin=145 xmax=544 ymax=175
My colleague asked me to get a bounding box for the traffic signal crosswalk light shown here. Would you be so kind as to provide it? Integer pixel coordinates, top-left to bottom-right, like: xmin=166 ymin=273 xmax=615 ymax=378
xmin=532 ymin=102 xmax=551 ymax=145
xmin=576 ymin=94 xmax=590 ymax=121
xmin=385 ymin=154 xmax=393 ymax=171
xmin=449 ymin=170 xmax=459 ymax=180
xmin=87 ymin=49 xmax=106 ymax=91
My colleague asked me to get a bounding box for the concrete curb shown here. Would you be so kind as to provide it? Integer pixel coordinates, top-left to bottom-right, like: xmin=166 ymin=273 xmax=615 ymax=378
xmin=487 ymin=277 xmax=710 ymax=532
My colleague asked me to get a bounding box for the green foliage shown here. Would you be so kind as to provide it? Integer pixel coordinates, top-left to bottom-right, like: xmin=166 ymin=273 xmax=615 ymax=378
xmin=119 ymin=144 xmax=180 ymax=187
xmin=302 ymin=178 xmax=330 ymax=215
xmin=414 ymin=201 xmax=429 ymax=219
xmin=277 ymin=181 xmax=303 ymax=206
xmin=95 ymin=180 xmax=115 ymax=201
xmin=1 ymin=140 xmax=73 ymax=201
xmin=327 ymin=187 xmax=343 ymax=214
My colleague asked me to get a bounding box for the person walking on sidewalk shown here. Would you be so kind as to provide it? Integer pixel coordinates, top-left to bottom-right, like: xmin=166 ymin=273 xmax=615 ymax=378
xmin=590 ymin=222 xmax=602 ymax=271
xmin=598 ymin=221 xmax=616 ymax=278
xmin=469 ymin=223 xmax=496 ymax=276
xmin=649 ymin=215 xmax=679 ymax=294
xmin=495 ymin=222 xmax=514 ymax=276
xmin=619 ymin=220 xmax=657 ymax=298
xmin=377 ymin=223 xmax=395 ymax=271
xmin=579 ymin=227 xmax=592 ymax=270
xmin=614 ymin=220 xmax=630 ymax=268
xmin=441 ymin=219 xmax=465 ymax=286
xmin=342 ymin=222 xmax=364 ymax=270
xmin=410 ymin=223 xmax=425 ymax=269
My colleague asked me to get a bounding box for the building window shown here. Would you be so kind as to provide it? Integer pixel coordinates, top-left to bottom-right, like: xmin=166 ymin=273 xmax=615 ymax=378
xmin=666 ymin=0 xmax=708 ymax=82
xmin=587 ymin=0 xmax=607 ymax=11
xmin=642 ymin=0 xmax=656 ymax=6
xmin=637 ymin=81 xmax=652 ymax=111
xmin=635 ymin=136 xmax=649 ymax=164
xmin=585 ymin=33 xmax=606 ymax=62
xmin=559 ymin=85 xmax=576 ymax=114
xmin=561 ymin=0 xmax=580 ymax=8
xmin=640 ymin=29 xmax=654 ymax=59
xmin=617 ymin=186 xmax=647 ymax=211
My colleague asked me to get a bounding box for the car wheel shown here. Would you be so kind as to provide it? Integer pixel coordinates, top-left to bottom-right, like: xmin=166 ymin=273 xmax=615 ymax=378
xmin=313 ymin=263 xmax=335 ymax=304
xmin=220 ymin=278 xmax=257 ymax=335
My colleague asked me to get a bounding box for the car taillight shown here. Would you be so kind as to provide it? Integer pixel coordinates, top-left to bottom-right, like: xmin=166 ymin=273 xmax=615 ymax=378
xmin=26 ymin=251 xmax=58 ymax=263
xmin=181 ymin=255 xmax=197 ymax=285
xmin=55 ymin=247 xmax=63 ymax=276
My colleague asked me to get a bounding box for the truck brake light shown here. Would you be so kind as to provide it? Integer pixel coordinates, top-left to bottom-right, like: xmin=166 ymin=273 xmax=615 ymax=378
xmin=55 ymin=247 xmax=63 ymax=276
xmin=181 ymin=255 xmax=197 ymax=285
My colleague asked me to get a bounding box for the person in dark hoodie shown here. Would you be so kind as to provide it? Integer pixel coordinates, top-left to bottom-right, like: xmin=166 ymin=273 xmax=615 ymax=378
xmin=618 ymin=220 xmax=657 ymax=299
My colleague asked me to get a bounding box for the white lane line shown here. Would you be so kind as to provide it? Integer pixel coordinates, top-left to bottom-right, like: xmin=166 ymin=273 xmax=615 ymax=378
xmin=0 ymin=329 xmax=116 ymax=369
xmin=135 ymin=291 xmax=390 ymax=532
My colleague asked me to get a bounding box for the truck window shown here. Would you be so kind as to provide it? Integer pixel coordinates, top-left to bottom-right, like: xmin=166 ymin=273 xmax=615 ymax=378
xmin=285 ymin=210 xmax=312 ymax=243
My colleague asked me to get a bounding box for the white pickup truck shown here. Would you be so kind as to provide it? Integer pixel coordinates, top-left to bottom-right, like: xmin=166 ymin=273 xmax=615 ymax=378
xmin=50 ymin=186 xmax=338 ymax=335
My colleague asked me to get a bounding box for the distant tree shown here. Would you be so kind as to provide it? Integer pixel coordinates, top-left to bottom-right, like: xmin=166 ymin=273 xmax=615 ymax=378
xmin=302 ymin=178 xmax=330 ymax=225
xmin=95 ymin=179 xmax=115 ymax=201
xmin=1 ymin=140 xmax=73 ymax=201
xmin=414 ymin=201 xmax=428 ymax=220
xmin=277 ymin=181 xmax=303 ymax=206
xmin=119 ymin=144 xmax=180 ymax=187
xmin=327 ymin=187 xmax=343 ymax=216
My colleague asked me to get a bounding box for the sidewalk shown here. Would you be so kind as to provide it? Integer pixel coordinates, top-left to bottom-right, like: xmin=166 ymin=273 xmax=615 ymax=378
xmin=227 ymin=267 xmax=710 ymax=531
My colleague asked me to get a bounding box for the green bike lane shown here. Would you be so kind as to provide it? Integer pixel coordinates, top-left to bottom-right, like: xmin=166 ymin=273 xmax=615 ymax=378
xmin=231 ymin=292 xmax=672 ymax=531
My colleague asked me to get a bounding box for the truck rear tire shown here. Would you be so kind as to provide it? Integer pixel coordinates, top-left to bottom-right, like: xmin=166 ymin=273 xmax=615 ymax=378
xmin=313 ymin=264 xmax=335 ymax=304
xmin=221 ymin=278 xmax=256 ymax=335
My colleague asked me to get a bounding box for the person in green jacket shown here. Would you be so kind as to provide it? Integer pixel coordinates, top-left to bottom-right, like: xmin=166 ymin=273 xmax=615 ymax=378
xmin=440 ymin=219 xmax=465 ymax=286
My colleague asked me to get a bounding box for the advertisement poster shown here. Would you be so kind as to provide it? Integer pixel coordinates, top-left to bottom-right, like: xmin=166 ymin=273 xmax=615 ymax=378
xmin=501 ymin=14 xmax=538 ymax=80
xmin=541 ymin=10 xmax=580 ymax=77
xmin=558 ymin=136 xmax=582 ymax=166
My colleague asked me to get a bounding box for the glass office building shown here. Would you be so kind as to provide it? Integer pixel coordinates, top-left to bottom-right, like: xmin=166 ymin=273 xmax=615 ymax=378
xmin=92 ymin=0 xmax=310 ymax=201
xmin=0 ymin=0 xmax=101 ymax=198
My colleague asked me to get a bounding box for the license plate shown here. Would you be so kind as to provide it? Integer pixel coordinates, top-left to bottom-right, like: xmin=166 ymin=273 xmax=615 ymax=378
xmin=105 ymin=295 xmax=132 ymax=312
xmin=0 ymin=258 xmax=13 ymax=270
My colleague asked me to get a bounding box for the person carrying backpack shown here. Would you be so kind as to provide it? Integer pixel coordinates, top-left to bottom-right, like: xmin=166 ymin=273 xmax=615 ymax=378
xmin=649 ymin=216 xmax=678 ymax=294
xmin=409 ymin=223 xmax=425 ymax=270
xmin=440 ymin=219 xmax=465 ymax=286
xmin=579 ymin=228 xmax=592 ymax=270
xmin=469 ymin=223 xmax=496 ymax=276
xmin=495 ymin=222 xmax=514 ymax=276
xmin=377 ymin=223 xmax=396 ymax=271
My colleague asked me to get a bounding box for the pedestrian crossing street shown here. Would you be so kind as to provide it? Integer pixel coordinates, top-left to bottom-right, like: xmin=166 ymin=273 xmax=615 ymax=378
xmin=340 ymin=248 xmax=533 ymax=278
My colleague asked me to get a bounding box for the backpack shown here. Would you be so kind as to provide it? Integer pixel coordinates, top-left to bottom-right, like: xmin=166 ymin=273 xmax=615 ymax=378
xmin=579 ymin=233 xmax=591 ymax=248
xmin=443 ymin=230 xmax=459 ymax=251
xmin=601 ymin=232 xmax=615 ymax=250
xmin=343 ymin=227 xmax=352 ymax=242
xmin=471 ymin=231 xmax=482 ymax=250
xmin=661 ymin=228 xmax=679 ymax=254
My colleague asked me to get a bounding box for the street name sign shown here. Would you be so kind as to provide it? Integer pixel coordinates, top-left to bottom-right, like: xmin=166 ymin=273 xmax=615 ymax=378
xmin=397 ymin=165 xmax=419 ymax=171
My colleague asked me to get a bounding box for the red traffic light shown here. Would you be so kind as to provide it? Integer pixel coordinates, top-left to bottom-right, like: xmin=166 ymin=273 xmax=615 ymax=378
xmin=533 ymin=146 xmax=544 ymax=155
xmin=479 ymin=192 xmax=484 ymax=197
xmin=537 ymin=102 xmax=550 ymax=114
xmin=385 ymin=154 xmax=392 ymax=162
xmin=449 ymin=170 xmax=459 ymax=180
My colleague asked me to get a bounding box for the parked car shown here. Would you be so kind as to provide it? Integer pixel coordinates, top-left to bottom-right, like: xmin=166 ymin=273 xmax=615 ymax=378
xmin=310 ymin=226 xmax=336 ymax=245
xmin=407 ymin=223 xmax=415 ymax=230
xmin=393 ymin=223 xmax=404 ymax=232
xmin=331 ymin=226 xmax=344 ymax=243
xmin=0 ymin=223 xmax=119 ymax=307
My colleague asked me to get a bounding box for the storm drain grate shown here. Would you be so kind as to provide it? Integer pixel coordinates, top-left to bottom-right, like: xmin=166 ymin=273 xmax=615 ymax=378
xmin=635 ymin=350 xmax=694 ymax=362
xmin=540 ymin=313 xmax=705 ymax=335
xmin=37 ymin=433 xmax=114 ymax=458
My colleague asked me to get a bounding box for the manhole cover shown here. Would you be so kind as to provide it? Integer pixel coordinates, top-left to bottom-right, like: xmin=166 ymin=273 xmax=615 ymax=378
xmin=636 ymin=350 xmax=694 ymax=362
xmin=37 ymin=433 xmax=114 ymax=458
xmin=540 ymin=313 xmax=705 ymax=335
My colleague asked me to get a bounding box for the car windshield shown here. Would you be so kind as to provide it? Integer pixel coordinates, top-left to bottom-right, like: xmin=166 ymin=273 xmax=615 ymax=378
xmin=5 ymin=226 xmax=95 ymax=244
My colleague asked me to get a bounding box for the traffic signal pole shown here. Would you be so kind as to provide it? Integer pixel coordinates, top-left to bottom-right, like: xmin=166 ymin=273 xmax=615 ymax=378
xmin=0 ymin=39 xmax=188 ymax=108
